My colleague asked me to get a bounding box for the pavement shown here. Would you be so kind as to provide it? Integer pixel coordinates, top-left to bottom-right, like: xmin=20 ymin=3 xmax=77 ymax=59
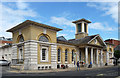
xmin=1 ymin=65 xmax=119 ymax=77
xmin=7 ymin=65 xmax=118 ymax=74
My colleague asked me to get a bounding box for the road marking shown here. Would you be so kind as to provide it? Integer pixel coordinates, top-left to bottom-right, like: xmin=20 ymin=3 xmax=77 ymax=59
xmin=96 ymin=74 xmax=104 ymax=76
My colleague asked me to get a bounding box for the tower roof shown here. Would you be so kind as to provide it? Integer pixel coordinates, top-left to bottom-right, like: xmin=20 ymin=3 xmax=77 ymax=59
xmin=72 ymin=18 xmax=91 ymax=23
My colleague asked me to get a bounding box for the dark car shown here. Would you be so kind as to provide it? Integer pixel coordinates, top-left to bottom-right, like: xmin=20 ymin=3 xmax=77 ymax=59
xmin=0 ymin=60 xmax=11 ymax=66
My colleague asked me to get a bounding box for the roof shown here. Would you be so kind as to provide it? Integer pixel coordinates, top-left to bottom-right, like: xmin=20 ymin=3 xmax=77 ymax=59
xmin=57 ymin=36 xmax=67 ymax=41
xmin=68 ymin=35 xmax=97 ymax=45
xmin=57 ymin=34 xmax=106 ymax=47
xmin=7 ymin=20 xmax=63 ymax=32
xmin=57 ymin=35 xmax=97 ymax=45
xmin=0 ymin=37 xmax=12 ymax=41
xmin=72 ymin=18 xmax=91 ymax=23
xmin=105 ymin=42 xmax=115 ymax=46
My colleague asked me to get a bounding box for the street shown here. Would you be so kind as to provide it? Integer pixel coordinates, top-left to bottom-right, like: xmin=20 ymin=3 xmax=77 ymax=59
xmin=1 ymin=65 xmax=120 ymax=78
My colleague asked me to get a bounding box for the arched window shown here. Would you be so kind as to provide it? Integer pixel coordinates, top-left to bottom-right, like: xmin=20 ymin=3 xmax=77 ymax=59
xmin=109 ymin=48 xmax=112 ymax=52
xmin=65 ymin=49 xmax=68 ymax=62
xmin=72 ymin=50 xmax=74 ymax=61
xmin=19 ymin=35 xmax=24 ymax=42
xmin=39 ymin=35 xmax=49 ymax=42
xmin=58 ymin=49 xmax=61 ymax=62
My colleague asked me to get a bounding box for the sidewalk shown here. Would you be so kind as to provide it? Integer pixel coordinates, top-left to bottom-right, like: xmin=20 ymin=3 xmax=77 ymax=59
xmin=7 ymin=65 xmax=116 ymax=74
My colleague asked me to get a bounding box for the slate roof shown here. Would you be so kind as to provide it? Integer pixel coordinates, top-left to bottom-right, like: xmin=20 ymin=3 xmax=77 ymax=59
xmin=57 ymin=36 xmax=67 ymax=41
xmin=68 ymin=35 xmax=97 ymax=45
xmin=57 ymin=35 xmax=97 ymax=45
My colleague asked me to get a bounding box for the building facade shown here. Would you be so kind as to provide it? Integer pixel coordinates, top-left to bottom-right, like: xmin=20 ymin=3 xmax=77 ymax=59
xmin=6 ymin=19 xmax=114 ymax=70
xmin=0 ymin=37 xmax=12 ymax=61
xmin=105 ymin=39 xmax=120 ymax=49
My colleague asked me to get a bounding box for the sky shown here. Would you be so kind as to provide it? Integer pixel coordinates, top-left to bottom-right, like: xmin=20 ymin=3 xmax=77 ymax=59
xmin=0 ymin=1 xmax=119 ymax=41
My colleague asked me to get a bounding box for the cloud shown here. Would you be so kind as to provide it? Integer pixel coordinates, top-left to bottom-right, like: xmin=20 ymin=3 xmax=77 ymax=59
xmin=50 ymin=16 xmax=75 ymax=27
xmin=16 ymin=0 xmax=29 ymax=10
xmin=89 ymin=22 xmax=117 ymax=31
xmin=1 ymin=0 xmax=119 ymax=2
xmin=57 ymin=33 xmax=68 ymax=37
xmin=0 ymin=2 xmax=38 ymax=37
xmin=87 ymin=2 xmax=118 ymax=23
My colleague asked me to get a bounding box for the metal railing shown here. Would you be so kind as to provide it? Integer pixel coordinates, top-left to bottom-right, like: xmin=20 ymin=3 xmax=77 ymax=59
xmin=12 ymin=59 xmax=24 ymax=65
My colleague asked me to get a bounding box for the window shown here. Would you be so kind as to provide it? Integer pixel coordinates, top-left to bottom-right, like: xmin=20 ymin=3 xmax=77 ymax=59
xmin=42 ymin=49 xmax=46 ymax=60
xmin=109 ymin=48 xmax=112 ymax=52
xmin=19 ymin=35 xmax=24 ymax=42
xmin=77 ymin=23 xmax=82 ymax=32
xmin=84 ymin=23 xmax=87 ymax=33
xmin=65 ymin=49 xmax=68 ymax=62
xmin=58 ymin=49 xmax=61 ymax=62
xmin=20 ymin=48 xmax=23 ymax=60
xmin=110 ymin=45 xmax=111 ymax=48
xmin=41 ymin=47 xmax=49 ymax=62
xmin=94 ymin=39 xmax=97 ymax=44
xmin=39 ymin=36 xmax=49 ymax=42
xmin=72 ymin=50 xmax=74 ymax=61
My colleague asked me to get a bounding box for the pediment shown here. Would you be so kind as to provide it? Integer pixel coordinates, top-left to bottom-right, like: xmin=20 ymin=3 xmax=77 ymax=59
xmin=88 ymin=35 xmax=106 ymax=47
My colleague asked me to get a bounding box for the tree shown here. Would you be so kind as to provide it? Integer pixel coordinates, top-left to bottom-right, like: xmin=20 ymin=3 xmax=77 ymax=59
xmin=114 ymin=50 xmax=120 ymax=59
xmin=114 ymin=50 xmax=120 ymax=65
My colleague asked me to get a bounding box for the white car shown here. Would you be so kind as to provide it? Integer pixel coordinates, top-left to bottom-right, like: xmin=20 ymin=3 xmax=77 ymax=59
xmin=0 ymin=60 xmax=11 ymax=66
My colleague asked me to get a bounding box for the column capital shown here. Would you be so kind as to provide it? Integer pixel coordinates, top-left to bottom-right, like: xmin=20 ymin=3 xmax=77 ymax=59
xmin=85 ymin=46 xmax=88 ymax=48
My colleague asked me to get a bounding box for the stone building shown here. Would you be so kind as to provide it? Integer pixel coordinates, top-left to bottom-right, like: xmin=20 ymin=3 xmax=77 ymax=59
xmin=0 ymin=37 xmax=12 ymax=61
xmin=6 ymin=18 xmax=114 ymax=70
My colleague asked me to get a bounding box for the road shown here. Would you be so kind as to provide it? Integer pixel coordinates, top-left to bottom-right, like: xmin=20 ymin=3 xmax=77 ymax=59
xmin=1 ymin=65 xmax=120 ymax=78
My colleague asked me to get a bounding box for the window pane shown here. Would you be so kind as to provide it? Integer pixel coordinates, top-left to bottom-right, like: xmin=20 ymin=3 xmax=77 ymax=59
xmin=42 ymin=49 xmax=46 ymax=60
xmin=19 ymin=35 xmax=24 ymax=42
xmin=39 ymin=36 xmax=49 ymax=42
xmin=78 ymin=23 xmax=81 ymax=32
xmin=58 ymin=49 xmax=60 ymax=62
xmin=72 ymin=50 xmax=74 ymax=61
xmin=84 ymin=23 xmax=87 ymax=33
xmin=65 ymin=49 xmax=67 ymax=61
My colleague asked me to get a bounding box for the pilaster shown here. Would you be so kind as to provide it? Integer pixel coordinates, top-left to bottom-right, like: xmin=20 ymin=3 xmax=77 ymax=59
xmin=51 ymin=44 xmax=57 ymax=69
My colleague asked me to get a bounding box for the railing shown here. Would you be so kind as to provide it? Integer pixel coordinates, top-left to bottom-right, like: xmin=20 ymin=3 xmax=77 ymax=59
xmin=12 ymin=59 xmax=24 ymax=65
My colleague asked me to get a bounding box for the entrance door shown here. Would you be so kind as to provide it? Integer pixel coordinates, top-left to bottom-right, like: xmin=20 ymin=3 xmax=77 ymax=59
xmin=99 ymin=53 xmax=101 ymax=65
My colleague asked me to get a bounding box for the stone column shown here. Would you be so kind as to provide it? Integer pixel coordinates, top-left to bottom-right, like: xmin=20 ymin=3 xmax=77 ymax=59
xmin=85 ymin=47 xmax=88 ymax=65
xmin=96 ymin=49 xmax=98 ymax=65
xmin=91 ymin=48 xmax=93 ymax=64
xmin=82 ymin=21 xmax=84 ymax=32
xmin=112 ymin=52 xmax=114 ymax=65
xmin=106 ymin=52 xmax=109 ymax=65
xmin=100 ymin=49 xmax=103 ymax=66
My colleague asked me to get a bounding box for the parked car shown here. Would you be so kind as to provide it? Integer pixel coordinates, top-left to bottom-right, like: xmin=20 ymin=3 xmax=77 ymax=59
xmin=0 ymin=60 xmax=11 ymax=66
